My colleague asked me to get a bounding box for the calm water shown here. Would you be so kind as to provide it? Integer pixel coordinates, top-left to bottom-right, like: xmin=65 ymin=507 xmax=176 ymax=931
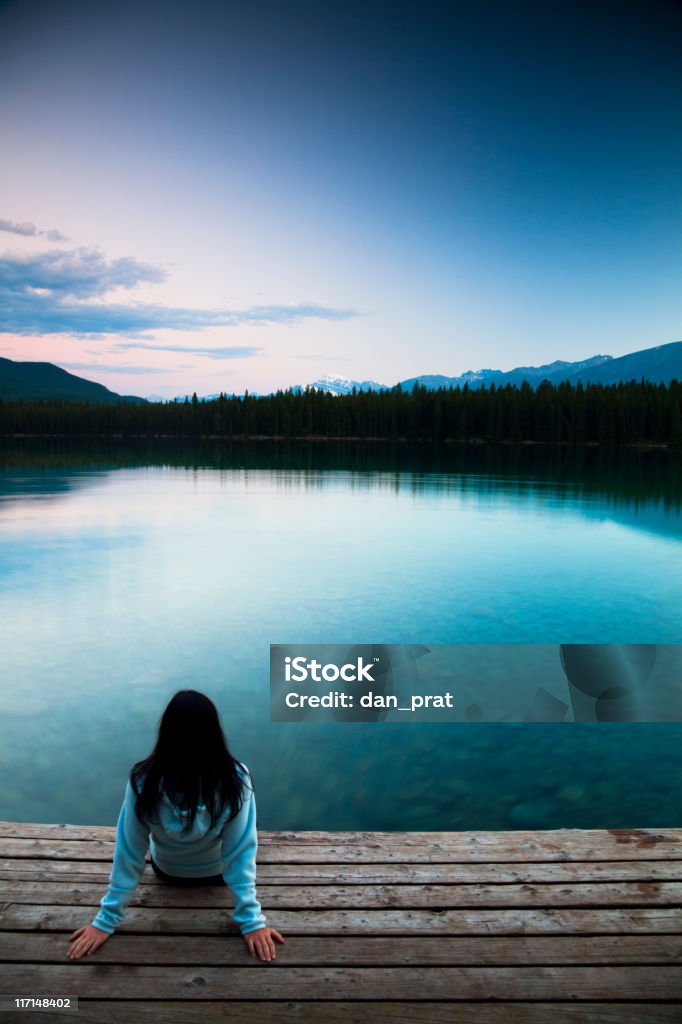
xmin=1 ymin=439 xmax=682 ymax=830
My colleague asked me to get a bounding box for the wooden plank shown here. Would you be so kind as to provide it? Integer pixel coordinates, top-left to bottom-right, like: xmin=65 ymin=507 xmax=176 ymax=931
xmin=3 ymin=880 xmax=681 ymax=909
xmin=0 ymin=822 xmax=116 ymax=841
xmin=3 ymin=904 xmax=681 ymax=934
xmin=1 ymin=823 xmax=680 ymax=852
xmin=47 ymin=1003 xmax=682 ymax=1024
xmin=2 ymin=828 xmax=681 ymax=862
xmin=2 ymin=964 xmax=682 ymax=1000
xmin=2 ymin=932 xmax=681 ymax=966
xmin=0 ymin=839 xmax=117 ymax=860
xmin=251 ymin=836 xmax=682 ymax=863
xmin=3 ymin=858 xmax=682 ymax=884
xmin=0 ymin=859 xmax=123 ymax=881
xmin=264 ymin=829 xmax=682 ymax=853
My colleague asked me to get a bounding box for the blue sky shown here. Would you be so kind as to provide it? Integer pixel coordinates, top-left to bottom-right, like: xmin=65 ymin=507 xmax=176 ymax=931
xmin=0 ymin=0 xmax=681 ymax=396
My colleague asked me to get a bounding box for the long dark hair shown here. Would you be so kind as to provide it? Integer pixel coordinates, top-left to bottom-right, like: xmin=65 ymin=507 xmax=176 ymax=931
xmin=130 ymin=690 xmax=249 ymax=833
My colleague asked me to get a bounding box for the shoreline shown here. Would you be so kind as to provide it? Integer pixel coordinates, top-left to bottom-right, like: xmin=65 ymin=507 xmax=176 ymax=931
xmin=0 ymin=433 xmax=674 ymax=450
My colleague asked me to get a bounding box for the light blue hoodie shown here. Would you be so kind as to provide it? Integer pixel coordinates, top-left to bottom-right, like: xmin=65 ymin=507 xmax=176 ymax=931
xmin=91 ymin=764 xmax=267 ymax=936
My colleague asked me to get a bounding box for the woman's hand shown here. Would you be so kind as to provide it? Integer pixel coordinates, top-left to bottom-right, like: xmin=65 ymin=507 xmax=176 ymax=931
xmin=67 ymin=925 xmax=111 ymax=960
xmin=243 ymin=926 xmax=285 ymax=962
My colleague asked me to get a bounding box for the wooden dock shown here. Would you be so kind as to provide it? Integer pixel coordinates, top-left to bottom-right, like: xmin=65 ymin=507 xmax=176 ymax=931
xmin=1 ymin=823 xmax=681 ymax=1022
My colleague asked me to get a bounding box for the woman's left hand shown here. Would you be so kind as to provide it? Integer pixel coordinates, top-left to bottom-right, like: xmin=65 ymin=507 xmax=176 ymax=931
xmin=67 ymin=925 xmax=111 ymax=960
xmin=244 ymin=926 xmax=285 ymax=962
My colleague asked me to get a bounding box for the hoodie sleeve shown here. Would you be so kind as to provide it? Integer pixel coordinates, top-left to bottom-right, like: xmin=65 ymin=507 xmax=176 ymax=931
xmin=91 ymin=778 xmax=150 ymax=934
xmin=220 ymin=770 xmax=267 ymax=935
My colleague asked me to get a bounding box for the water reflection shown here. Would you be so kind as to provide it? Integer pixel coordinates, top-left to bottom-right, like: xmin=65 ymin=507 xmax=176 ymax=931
xmin=0 ymin=439 xmax=681 ymax=831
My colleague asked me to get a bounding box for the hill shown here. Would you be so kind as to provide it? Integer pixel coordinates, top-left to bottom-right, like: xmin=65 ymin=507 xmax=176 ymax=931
xmin=0 ymin=358 xmax=144 ymax=403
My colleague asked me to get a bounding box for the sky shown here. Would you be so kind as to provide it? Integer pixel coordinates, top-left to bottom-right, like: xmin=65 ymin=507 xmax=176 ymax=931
xmin=0 ymin=0 xmax=681 ymax=398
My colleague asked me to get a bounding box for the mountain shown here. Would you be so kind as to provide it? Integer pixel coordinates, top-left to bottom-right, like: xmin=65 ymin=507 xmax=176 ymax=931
xmin=565 ymin=341 xmax=682 ymax=387
xmin=399 ymin=369 xmax=502 ymax=390
xmin=500 ymin=355 xmax=614 ymax=386
xmin=289 ymin=373 xmax=389 ymax=395
xmin=0 ymin=357 xmax=145 ymax=403
xmin=399 ymin=355 xmax=613 ymax=392
xmin=298 ymin=347 xmax=682 ymax=394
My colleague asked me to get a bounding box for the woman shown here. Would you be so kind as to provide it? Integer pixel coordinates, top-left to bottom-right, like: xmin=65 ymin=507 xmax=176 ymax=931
xmin=67 ymin=690 xmax=284 ymax=962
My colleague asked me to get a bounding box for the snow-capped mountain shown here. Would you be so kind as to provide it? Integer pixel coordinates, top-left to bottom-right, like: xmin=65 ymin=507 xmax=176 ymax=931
xmin=289 ymin=373 xmax=389 ymax=395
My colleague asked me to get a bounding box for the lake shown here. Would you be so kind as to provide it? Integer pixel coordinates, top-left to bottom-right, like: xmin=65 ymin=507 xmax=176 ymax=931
xmin=1 ymin=439 xmax=681 ymax=831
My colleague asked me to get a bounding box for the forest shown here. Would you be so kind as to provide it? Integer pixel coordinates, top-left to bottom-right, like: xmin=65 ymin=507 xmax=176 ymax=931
xmin=1 ymin=379 xmax=681 ymax=446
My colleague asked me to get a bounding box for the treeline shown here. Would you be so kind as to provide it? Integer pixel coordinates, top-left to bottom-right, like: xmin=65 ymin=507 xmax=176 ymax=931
xmin=1 ymin=379 xmax=682 ymax=446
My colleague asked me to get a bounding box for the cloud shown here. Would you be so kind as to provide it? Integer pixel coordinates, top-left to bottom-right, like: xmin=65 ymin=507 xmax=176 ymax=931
xmin=114 ymin=342 xmax=263 ymax=359
xmin=0 ymin=246 xmax=359 ymax=337
xmin=58 ymin=362 xmax=169 ymax=375
xmin=0 ymin=217 xmax=69 ymax=242
xmin=1 ymin=246 xmax=165 ymax=299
